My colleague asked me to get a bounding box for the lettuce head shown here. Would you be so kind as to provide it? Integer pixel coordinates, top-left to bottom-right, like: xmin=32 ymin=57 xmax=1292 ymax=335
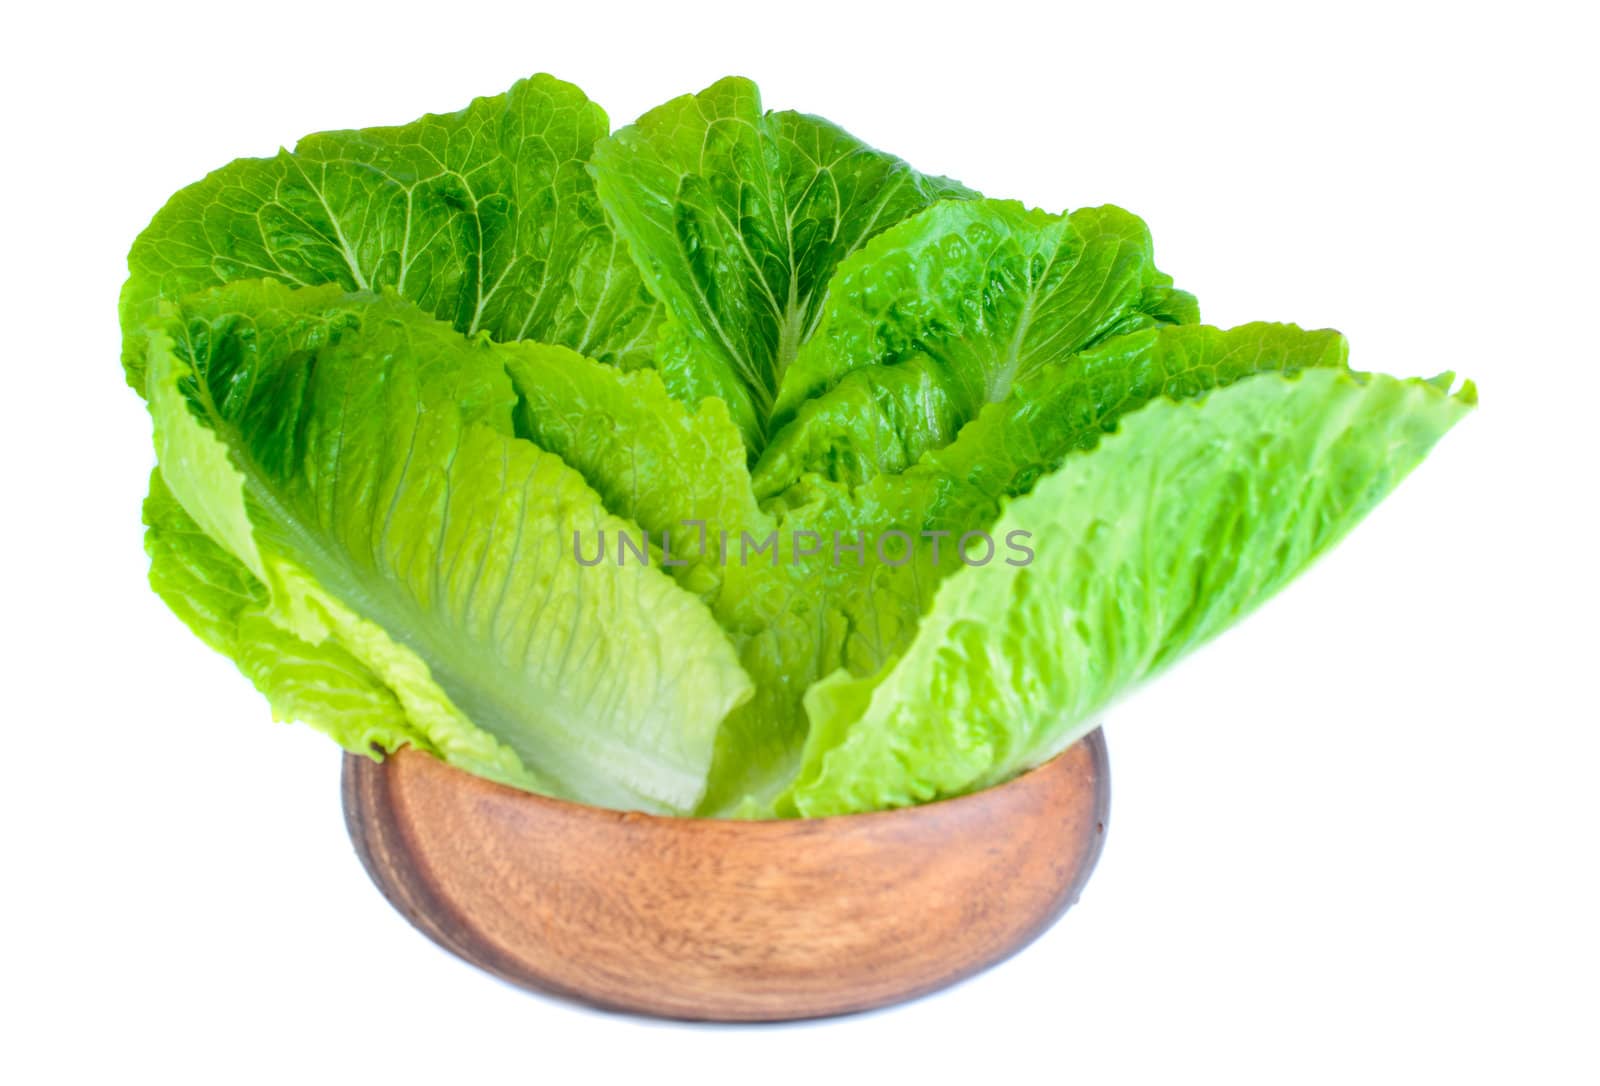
xmin=122 ymin=74 xmax=1473 ymax=817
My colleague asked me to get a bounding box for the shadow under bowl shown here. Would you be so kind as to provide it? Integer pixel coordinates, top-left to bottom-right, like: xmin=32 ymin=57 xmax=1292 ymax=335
xmin=342 ymin=730 xmax=1109 ymax=1022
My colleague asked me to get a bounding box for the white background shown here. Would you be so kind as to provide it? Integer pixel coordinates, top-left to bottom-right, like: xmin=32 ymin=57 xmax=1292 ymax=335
xmin=5 ymin=2 xmax=1596 ymax=1082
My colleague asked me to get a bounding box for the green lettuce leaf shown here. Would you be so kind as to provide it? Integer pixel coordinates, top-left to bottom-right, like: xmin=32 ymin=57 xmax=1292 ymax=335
xmin=144 ymin=279 xmax=751 ymax=813
xmin=591 ymin=76 xmax=973 ymax=450
xmin=845 ymin=321 xmax=1353 ymax=539
xmin=502 ymin=342 xmax=831 ymax=813
xmin=693 ymin=322 xmax=1342 ymax=815
xmin=756 ymin=200 xmax=1197 ymax=497
xmin=497 ymin=343 xmax=803 ymax=811
xmin=688 ymin=200 xmax=1198 ymax=812
xmin=785 ymin=367 xmax=1476 ymax=815
xmin=122 ymin=73 xmax=658 ymax=390
xmin=145 ymin=469 xmax=467 ymax=764
xmin=505 ymin=343 xmax=769 ymax=599
xmin=811 ymin=320 xmax=1351 ymax=652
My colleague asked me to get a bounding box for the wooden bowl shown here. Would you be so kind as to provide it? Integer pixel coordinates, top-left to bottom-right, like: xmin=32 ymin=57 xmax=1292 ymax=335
xmin=342 ymin=730 xmax=1109 ymax=1022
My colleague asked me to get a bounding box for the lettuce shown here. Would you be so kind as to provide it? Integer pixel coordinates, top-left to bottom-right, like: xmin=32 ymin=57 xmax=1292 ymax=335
xmin=123 ymin=74 xmax=1472 ymax=817
xmin=784 ymin=368 xmax=1475 ymax=815
xmin=144 ymin=280 xmax=750 ymax=812
xmin=590 ymin=76 xmax=975 ymax=451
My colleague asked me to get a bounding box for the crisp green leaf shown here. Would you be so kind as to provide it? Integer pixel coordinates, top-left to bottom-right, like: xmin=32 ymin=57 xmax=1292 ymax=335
xmin=816 ymin=320 xmax=1351 ymax=651
xmin=505 ymin=343 xmax=769 ymax=598
xmin=786 ymin=367 xmax=1475 ymax=815
xmin=499 ymin=343 xmax=809 ymax=811
xmin=848 ymin=321 xmax=1352 ymax=537
xmin=502 ymin=342 xmax=833 ymax=812
xmin=145 ymin=469 xmax=475 ymax=768
xmin=684 ymin=208 xmax=1203 ymax=812
xmin=699 ymin=319 xmax=1338 ymax=813
xmin=122 ymin=74 xmax=658 ymax=390
xmin=144 ymin=280 xmax=751 ymax=813
xmin=756 ymin=200 xmax=1197 ymax=496
xmin=698 ymin=322 xmax=1342 ymax=814
xmin=145 ymin=467 xmax=269 ymax=657
xmin=591 ymin=76 xmax=973 ymax=450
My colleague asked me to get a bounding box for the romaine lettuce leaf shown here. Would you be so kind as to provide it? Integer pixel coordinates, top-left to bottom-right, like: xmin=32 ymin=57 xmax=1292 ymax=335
xmin=503 ymin=343 xmax=834 ymax=813
xmin=591 ymin=76 xmax=973 ymax=451
xmin=756 ymin=200 xmax=1197 ymax=496
xmin=818 ymin=320 xmax=1351 ymax=641
xmin=122 ymin=74 xmax=658 ymax=390
xmin=504 ymin=343 xmax=770 ymax=599
xmin=699 ymin=322 xmax=1345 ymax=814
xmin=847 ymin=320 xmax=1353 ymax=539
xmin=494 ymin=342 xmax=800 ymax=810
xmin=145 ymin=470 xmax=474 ymax=766
xmin=144 ymin=279 xmax=751 ymax=813
xmin=785 ymin=367 xmax=1476 ymax=815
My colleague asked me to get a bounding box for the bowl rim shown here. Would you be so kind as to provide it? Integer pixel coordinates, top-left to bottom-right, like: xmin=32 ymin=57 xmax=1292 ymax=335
xmin=353 ymin=726 xmax=1109 ymax=831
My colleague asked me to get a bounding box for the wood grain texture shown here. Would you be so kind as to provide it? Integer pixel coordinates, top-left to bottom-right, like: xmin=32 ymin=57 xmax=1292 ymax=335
xmin=342 ymin=731 xmax=1110 ymax=1022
